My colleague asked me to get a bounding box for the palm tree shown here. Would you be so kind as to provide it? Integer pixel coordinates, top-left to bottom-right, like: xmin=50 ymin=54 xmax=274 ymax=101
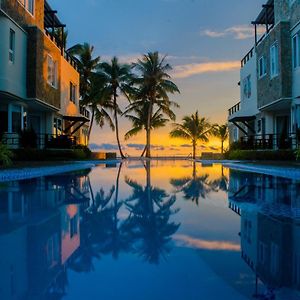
xmin=170 ymin=111 xmax=213 ymax=159
xmin=98 ymin=57 xmax=133 ymax=159
xmin=213 ymin=124 xmax=229 ymax=154
xmin=68 ymin=43 xmax=100 ymax=99
xmin=170 ymin=162 xmax=216 ymax=205
xmin=133 ymin=52 xmax=180 ymax=158
xmin=81 ymin=74 xmax=115 ymax=139
xmin=124 ymin=102 xmax=172 ymax=157
xmin=68 ymin=43 xmax=102 ymax=139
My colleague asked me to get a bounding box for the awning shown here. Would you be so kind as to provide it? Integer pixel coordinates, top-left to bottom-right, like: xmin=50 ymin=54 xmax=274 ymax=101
xmin=229 ymin=116 xmax=256 ymax=123
xmin=63 ymin=115 xmax=89 ymax=122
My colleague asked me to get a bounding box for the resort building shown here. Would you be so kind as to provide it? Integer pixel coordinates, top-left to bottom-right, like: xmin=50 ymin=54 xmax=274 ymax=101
xmin=228 ymin=0 xmax=300 ymax=150
xmin=0 ymin=0 xmax=90 ymax=149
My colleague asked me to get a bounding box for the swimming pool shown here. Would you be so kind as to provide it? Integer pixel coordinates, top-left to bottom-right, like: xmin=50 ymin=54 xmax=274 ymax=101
xmin=0 ymin=160 xmax=299 ymax=300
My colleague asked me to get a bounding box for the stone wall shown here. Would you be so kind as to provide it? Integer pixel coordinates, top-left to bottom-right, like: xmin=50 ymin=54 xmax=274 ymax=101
xmin=0 ymin=0 xmax=44 ymax=30
xmin=256 ymin=22 xmax=292 ymax=109
xmin=27 ymin=27 xmax=61 ymax=109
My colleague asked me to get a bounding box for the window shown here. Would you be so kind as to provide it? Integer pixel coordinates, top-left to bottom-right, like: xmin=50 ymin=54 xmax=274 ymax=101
xmin=290 ymin=0 xmax=296 ymax=7
xmin=293 ymin=33 xmax=300 ymax=68
xmin=70 ymin=82 xmax=76 ymax=103
xmin=9 ymin=29 xmax=15 ymax=63
xmin=47 ymin=55 xmax=58 ymax=88
xmin=11 ymin=105 xmax=22 ymax=133
xmin=270 ymin=42 xmax=279 ymax=78
xmin=243 ymin=75 xmax=251 ymax=99
xmin=258 ymin=56 xmax=267 ymax=78
xmin=18 ymin=0 xmax=34 ymax=15
xmin=53 ymin=117 xmax=62 ymax=135
xmin=70 ymin=216 xmax=78 ymax=238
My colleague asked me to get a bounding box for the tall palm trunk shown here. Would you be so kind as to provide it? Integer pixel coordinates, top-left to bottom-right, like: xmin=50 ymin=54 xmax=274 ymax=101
xmin=221 ymin=140 xmax=224 ymax=154
xmin=192 ymin=140 xmax=196 ymax=160
xmin=146 ymin=100 xmax=153 ymax=158
xmin=113 ymin=91 xmax=125 ymax=159
xmin=88 ymin=109 xmax=95 ymax=141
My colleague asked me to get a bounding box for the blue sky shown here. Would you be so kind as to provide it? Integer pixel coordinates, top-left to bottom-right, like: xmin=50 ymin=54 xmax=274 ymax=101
xmin=50 ymin=0 xmax=265 ymax=154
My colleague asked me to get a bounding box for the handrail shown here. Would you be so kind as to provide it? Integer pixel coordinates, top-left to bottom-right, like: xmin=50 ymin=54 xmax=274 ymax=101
xmin=228 ymin=102 xmax=241 ymax=116
xmin=241 ymin=48 xmax=254 ymax=68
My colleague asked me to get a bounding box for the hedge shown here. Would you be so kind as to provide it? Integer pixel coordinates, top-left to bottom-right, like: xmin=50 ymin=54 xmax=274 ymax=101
xmin=226 ymin=150 xmax=296 ymax=161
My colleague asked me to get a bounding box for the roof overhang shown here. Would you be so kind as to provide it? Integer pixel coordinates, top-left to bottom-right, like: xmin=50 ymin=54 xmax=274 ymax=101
xmin=252 ymin=0 xmax=274 ymax=25
xmin=259 ymin=98 xmax=292 ymax=112
xmin=229 ymin=116 xmax=256 ymax=123
xmin=63 ymin=115 xmax=89 ymax=122
xmin=44 ymin=0 xmax=66 ymax=29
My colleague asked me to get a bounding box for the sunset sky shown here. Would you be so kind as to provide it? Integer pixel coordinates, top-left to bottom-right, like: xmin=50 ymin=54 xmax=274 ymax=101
xmin=51 ymin=0 xmax=265 ymax=156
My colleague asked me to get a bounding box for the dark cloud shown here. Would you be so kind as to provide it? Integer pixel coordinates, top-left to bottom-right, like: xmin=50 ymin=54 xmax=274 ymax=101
xmin=180 ymin=144 xmax=191 ymax=148
xmin=89 ymin=143 xmax=119 ymax=151
xmin=127 ymin=143 xmax=145 ymax=150
xmin=209 ymin=146 xmax=219 ymax=151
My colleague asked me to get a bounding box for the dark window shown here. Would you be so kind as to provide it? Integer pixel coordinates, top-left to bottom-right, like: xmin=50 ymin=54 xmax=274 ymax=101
xmin=70 ymin=82 xmax=76 ymax=103
xmin=12 ymin=112 xmax=21 ymax=133
xmin=9 ymin=29 xmax=15 ymax=63
xmin=0 ymin=111 xmax=8 ymax=134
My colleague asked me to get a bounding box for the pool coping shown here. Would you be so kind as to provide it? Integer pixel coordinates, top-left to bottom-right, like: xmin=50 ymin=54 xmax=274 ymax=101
xmin=0 ymin=160 xmax=121 ymax=182
xmin=221 ymin=162 xmax=300 ymax=180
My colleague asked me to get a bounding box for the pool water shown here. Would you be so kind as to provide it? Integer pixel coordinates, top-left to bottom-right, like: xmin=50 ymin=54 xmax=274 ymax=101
xmin=0 ymin=160 xmax=299 ymax=300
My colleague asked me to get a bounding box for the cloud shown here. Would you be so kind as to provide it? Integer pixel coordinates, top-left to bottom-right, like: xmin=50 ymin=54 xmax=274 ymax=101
xmin=174 ymin=234 xmax=241 ymax=252
xmin=201 ymin=25 xmax=265 ymax=40
xmin=89 ymin=143 xmax=119 ymax=151
xmin=127 ymin=143 xmax=145 ymax=150
xmin=172 ymin=60 xmax=240 ymax=78
xmin=180 ymin=144 xmax=191 ymax=148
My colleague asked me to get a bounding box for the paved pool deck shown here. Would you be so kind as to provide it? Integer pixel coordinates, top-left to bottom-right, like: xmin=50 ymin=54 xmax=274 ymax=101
xmin=0 ymin=160 xmax=120 ymax=182
xmin=200 ymin=160 xmax=300 ymax=180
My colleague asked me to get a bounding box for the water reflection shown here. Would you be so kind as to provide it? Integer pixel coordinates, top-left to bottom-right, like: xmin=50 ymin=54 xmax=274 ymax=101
xmin=170 ymin=162 xmax=227 ymax=205
xmin=125 ymin=160 xmax=180 ymax=264
xmin=228 ymin=169 xmax=300 ymax=299
xmin=0 ymin=162 xmax=181 ymax=299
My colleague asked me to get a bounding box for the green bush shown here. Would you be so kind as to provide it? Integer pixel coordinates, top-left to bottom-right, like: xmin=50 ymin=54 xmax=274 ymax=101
xmin=227 ymin=150 xmax=296 ymax=161
xmin=72 ymin=145 xmax=92 ymax=159
xmin=13 ymin=148 xmax=91 ymax=161
xmin=0 ymin=144 xmax=13 ymax=167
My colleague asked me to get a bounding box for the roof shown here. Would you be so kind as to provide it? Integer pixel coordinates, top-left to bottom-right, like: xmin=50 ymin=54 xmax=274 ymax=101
xmin=229 ymin=116 xmax=256 ymax=123
xmin=252 ymin=0 xmax=274 ymax=25
xmin=44 ymin=0 xmax=66 ymax=28
xmin=63 ymin=115 xmax=89 ymax=122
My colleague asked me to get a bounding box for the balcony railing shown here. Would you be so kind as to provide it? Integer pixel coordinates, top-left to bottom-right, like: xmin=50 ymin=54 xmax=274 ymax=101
xmin=239 ymin=133 xmax=299 ymax=150
xmin=2 ymin=133 xmax=77 ymax=149
xmin=80 ymin=107 xmax=90 ymax=120
xmin=241 ymin=48 xmax=254 ymax=68
xmin=228 ymin=102 xmax=241 ymax=116
xmin=44 ymin=29 xmax=79 ymax=71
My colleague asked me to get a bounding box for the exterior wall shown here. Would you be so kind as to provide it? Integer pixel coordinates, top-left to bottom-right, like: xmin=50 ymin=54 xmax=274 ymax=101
xmin=0 ymin=14 xmax=27 ymax=99
xmin=27 ymin=27 xmax=61 ymax=109
xmin=0 ymin=0 xmax=44 ymax=30
xmin=256 ymin=22 xmax=292 ymax=109
xmin=240 ymin=53 xmax=259 ymax=116
xmin=275 ymin=0 xmax=300 ymax=29
xmin=60 ymin=56 xmax=80 ymax=117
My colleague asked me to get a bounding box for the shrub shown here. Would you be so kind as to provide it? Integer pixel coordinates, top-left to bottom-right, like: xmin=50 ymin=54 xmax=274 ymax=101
xmin=295 ymin=148 xmax=300 ymax=161
xmin=0 ymin=144 xmax=13 ymax=167
xmin=72 ymin=145 xmax=92 ymax=159
xmin=227 ymin=150 xmax=295 ymax=161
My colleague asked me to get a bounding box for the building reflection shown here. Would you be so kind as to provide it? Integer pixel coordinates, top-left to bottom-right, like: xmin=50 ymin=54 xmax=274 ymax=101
xmin=0 ymin=162 xmax=180 ymax=299
xmin=0 ymin=169 xmax=91 ymax=300
xmin=228 ymin=169 xmax=300 ymax=299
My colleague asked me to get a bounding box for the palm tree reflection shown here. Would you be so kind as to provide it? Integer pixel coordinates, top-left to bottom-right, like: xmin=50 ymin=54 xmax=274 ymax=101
xmin=170 ymin=162 xmax=216 ymax=205
xmin=124 ymin=160 xmax=180 ymax=264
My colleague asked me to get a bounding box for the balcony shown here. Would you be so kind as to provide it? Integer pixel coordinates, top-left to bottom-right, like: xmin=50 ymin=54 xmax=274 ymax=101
xmin=239 ymin=133 xmax=298 ymax=150
xmin=80 ymin=107 xmax=90 ymax=120
xmin=228 ymin=102 xmax=240 ymax=117
xmin=241 ymin=48 xmax=254 ymax=68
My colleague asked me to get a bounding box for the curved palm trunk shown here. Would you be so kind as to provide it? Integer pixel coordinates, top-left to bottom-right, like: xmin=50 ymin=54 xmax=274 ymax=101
xmin=221 ymin=140 xmax=224 ymax=154
xmin=141 ymin=144 xmax=147 ymax=157
xmin=146 ymin=101 xmax=153 ymax=158
xmin=113 ymin=91 xmax=125 ymax=159
xmin=145 ymin=160 xmax=154 ymax=215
